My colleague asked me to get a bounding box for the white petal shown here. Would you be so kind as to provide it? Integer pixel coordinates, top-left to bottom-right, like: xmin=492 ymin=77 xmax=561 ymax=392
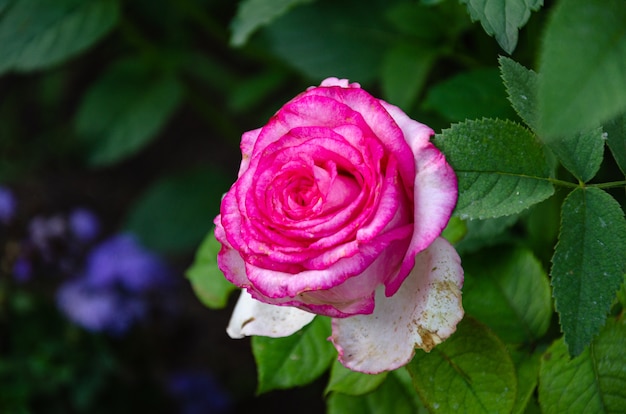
xmin=330 ymin=237 xmax=463 ymax=374
xmin=226 ymin=290 xmax=316 ymax=338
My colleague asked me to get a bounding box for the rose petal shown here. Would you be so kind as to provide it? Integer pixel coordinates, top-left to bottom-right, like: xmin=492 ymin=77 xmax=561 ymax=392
xmin=226 ymin=290 xmax=316 ymax=339
xmin=382 ymin=102 xmax=458 ymax=295
xmin=330 ymin=237 xmax=463 ymax=374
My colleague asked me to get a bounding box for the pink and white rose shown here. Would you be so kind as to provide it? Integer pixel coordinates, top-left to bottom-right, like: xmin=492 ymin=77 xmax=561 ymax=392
xmin=214 ymin=78 xmax=463 ymax=374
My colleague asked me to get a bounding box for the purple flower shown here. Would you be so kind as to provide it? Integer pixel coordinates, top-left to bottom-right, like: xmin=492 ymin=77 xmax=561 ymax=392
xmin=56 ymin=232 xmax=171 ymax=335
xmin=12 ymin=256 xmax=32 ymax=283
xmin=68 ymin=208 xmax=100 ymax=243
xmin=0 ymin=186 xmax=17 ymax=224
xmin=168 ymin=371 xmax=231 ymax=414
xmin=56 ymin=278 xmax=146 ymax=335
xmin=83 ymin=233 xmax=170 ymax=293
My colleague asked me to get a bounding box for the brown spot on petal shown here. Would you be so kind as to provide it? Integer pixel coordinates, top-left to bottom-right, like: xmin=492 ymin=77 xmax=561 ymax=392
xmin=417 ymin=326 xmax=443 ymax=352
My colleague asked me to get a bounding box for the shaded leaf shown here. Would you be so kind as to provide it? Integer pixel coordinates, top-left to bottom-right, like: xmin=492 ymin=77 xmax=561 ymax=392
xmin=230 ymin=0 xmax=313 ymax=47
xmin=0 ymin=0 xmax=119 ymax=74
xmin=435 ymin=118 xmax=554 ymax=219
xmin=455 ymin=214 xmax=519 ymax=254
xmin=261 ymin=0 xmax=389 ymax=82
xmin=604 ymin=112 xmax=626 ymax=176
xmin=423 ymin=68 xmax=516 ymax=122
xmin=460 ymin=0 xmax=543 ymax=54
xmin=324 ymin=359 xmax=387 ymax=397
xmin=125 ymin=168 xmax=231 ymax=254
xmin=539 ymin=316 xmax=626 ymax=413
xmin=510 ymin=348 xmax=542 ymax=414
xmin=408 ymin=317 xmax=517 ymax=413
xmin=75 ymin=58 xmax=182 ymax=166
xmin=327 ymin=370 xmax=425 ymax=414
xmin=548 ymin=127 xmax=605 ymax=183
xmin=538 ymin=0 xmax=626 ymax=137
xmin=253 ymin=316 xmax=334 ymax=394
xmin=186 ymin=229 xmax=236 ymax=309
xmin=381 ymin=43 xmax=436 ymax=112
xmin=551 ymin=188 xmax=626 ymax=356
xmin=464 ymin=246 xmax=552 ymax=343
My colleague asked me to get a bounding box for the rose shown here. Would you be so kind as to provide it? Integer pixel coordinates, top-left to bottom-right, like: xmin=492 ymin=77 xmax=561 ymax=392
xmin=214 ymin=78 xmax=463 ymax=373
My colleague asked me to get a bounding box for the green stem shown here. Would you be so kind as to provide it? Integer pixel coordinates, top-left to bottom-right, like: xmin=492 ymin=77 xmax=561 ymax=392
xmin=589 ymin=180 xmax=626 ymax=189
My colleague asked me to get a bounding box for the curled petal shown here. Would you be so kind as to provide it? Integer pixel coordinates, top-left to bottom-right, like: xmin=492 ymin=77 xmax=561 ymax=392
xmin=382 ymin=102 xmax=458 ymax=295
xmin=227 ymin=290 xmax=315 ymax=339
xmin=330 ymin=237 xmax=463 ymax=374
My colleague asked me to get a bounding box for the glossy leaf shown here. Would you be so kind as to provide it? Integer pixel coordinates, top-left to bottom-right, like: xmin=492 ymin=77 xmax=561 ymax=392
xmin=75 ymin=58 xmax=182 ymax=166
xmin=435 ymin=118 xmax=554 ymax=219
xmin=463 ymin=247 xmax=552 ymax=343
xmin=407 ymin=317 xmax=517 ymax=413
xmin=539 ymin=316 xmax=626 ymax=413
xmin=230 ymin=0 xmax=313 ymax=46
xmin=460 ymin=0 xmax=543 ymax=54
xmin=125 ymin=168 xmax=231 ymax=254
xmin=252 ymin=316 xmax=334 ymax=394
xmin=0 ymin=0 xmax=119 ymax=74
xmin=538 ymin=0 xmax=626 ymax=137
xmin=551 ymin=188 xmax=626 ymax=356
xmin=186 ymin=229 xmax=236 ymax=309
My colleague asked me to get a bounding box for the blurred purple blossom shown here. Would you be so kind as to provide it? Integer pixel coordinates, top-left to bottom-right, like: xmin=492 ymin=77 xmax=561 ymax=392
xmin=0 ymin=186 xmax=17 ymax=224
xmin=12 ymin=256 xmax=32 ymax=283
xmin=83 ymin=233 xmax=170 ymax=293
xmin=57 ymin=278 xmax=147 ymax=335
xmin=68 ymin=208 xmax=100 ymax=242
xmin=28 ymin=215 xmax=67 ymax=261
xmin=56 ymin=233 xmax=171 ymax=335
xmin=168 ymin=370 xmax=232 ymax=414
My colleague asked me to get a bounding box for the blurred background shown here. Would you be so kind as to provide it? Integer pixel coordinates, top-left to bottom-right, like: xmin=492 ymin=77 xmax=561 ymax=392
xmin=0 ymin=0 xmax=549 ymax=412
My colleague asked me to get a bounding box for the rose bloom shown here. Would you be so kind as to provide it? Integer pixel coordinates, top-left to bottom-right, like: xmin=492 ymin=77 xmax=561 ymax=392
xmin=214 ymin=78 xmax=463 ymax=374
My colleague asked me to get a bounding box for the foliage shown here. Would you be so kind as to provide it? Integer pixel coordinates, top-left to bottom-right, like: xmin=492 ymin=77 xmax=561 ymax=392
xmin=1 ymin=0 xmax=626 ymax=413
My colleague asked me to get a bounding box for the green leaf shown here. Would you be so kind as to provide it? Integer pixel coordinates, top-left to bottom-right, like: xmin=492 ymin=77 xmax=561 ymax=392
xmin=538 ymin=0 xmax=626 ymax=137
xmin=407 ymin=317 xmax=517 ymax=413
xmin=548 ymin=127 xmax=605 ymax=183
xmin=539 ymin=316 xmax=626 ymax=413
xmin=230 ymin=0 xmax=313 ymax=47
xmin=261 ymin=0 xmax=389 ymax=82
xmin=441 ymin=216 xmax=467 ymax=245
xmin=464 ymin=246 xmax=552 ymax=343
xmin=327 ymin=370 xmax=426 ymax=414
xmin=0 ymin=0 xmax=119 ymax=74
xmin=604 ymin=112 xmax=626 ymax=176
xmin=324 ymin=359 xmax=388 ymax=397
xmin=253 ymin=316 xmax=334 ymax=394
xmin=186 ymin=229 xmax=236 ymax=309
xmin=385 ymin=1 xmax=470 ymax=42
xmin=75 ymin=58 xmax=182 ymax=166
xmin=510 ymin=348 xmax=542 ymax=414
xmin=434 ymin=118 xmax=554 ymax=220
xmin=124 ymin=168 xmax=231 ymax=254
xmin=499 ymin=56 xmax=539 ymax=131
xmin=381 ymin=43 xmax=436 ymax=112
xmin=455 ymin=214 xmax=519 ymax=254
xmin=423 ymin=68 xmax=516 ymax=122
xmin=460 ymin=0 xmax=543 ymax=54
xmin=551 ymin=187 xmax=626 ymax=356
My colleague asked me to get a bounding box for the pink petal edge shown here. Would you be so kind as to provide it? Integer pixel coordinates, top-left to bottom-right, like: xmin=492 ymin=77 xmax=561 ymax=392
xmin=330 ymin=237 xmax=464 ymax=374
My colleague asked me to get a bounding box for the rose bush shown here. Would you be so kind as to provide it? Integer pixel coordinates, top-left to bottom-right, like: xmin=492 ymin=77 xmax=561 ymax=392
xmin=214 ymin=78 xmax=463 ymax=373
